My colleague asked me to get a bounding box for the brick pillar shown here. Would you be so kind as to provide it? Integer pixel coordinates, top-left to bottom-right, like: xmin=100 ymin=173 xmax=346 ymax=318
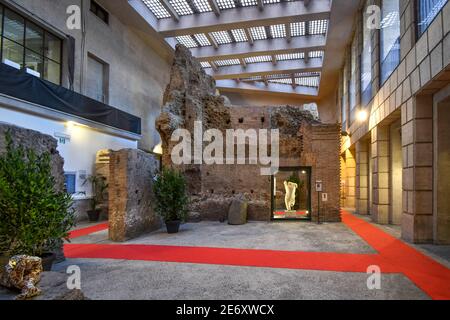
xmin=371 ymin=125 xmax=390 ymax=224
xmin=356 ymin=141 xmax=369 ymax=215
xmin=401 ymin=96 xmax=434 ymax=243
xmin=344 ymin=149 xmax=356 ymax=209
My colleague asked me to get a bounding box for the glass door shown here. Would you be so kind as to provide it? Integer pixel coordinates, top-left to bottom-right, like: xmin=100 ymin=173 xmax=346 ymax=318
xmin=271 ymin=167 xmax=311 ymax=220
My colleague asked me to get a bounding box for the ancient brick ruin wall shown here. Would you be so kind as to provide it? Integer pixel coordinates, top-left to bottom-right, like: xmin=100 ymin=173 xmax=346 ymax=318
xmin=157 ymin=45 xmax=341 ymax=222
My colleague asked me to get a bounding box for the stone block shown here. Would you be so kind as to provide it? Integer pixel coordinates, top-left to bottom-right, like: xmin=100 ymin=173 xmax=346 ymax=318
xmin=247 ymin=201 xmax=271 ymax=221
xmin=109 ymin=149 xmax=161 ymax=242
xmin=427 ymin=13 xmax=443 ymax=51
xmin=228 ymin=199 xmax=248 ymax=225
xmin=430 ymin=43 xmax=443 ymax=78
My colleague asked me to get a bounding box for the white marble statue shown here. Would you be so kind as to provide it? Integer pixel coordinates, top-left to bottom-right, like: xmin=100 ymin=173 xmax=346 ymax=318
xmin=284 ymin=181 xmax=298 ymax=211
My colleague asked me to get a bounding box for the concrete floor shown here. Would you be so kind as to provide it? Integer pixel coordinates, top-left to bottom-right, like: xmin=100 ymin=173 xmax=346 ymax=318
xmin=72 ymin=221 xmax=376 ymax=254
xmin=1 ymin=218 xmax=448 ymax=300
xmin=0 ymin=259 xmax=429 ymax=300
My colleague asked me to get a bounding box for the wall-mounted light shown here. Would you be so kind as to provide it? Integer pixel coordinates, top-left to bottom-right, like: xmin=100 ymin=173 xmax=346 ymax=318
xmin=153 ymin=142 xmax=163 ymax=155
xmin=357 ymin=110 xmax=368 ymax=122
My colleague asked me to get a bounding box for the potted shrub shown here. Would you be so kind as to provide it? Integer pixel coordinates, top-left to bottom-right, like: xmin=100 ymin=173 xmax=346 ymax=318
xmin=0 ymin=132 xmax=75 ymax=271
xmin=153 ymin=168 xmax=188 ymax=234
xmin=82 ymin=175 xmax=108 ymax=222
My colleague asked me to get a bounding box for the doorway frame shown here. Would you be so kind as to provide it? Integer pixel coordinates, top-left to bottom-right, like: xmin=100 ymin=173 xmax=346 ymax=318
xmin=270 ymin=166 xmax=312 ymax=222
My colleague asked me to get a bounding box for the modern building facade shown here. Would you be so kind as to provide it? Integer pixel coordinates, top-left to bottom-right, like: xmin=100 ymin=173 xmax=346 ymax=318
xmin=339 ymin=0 xmax=450 ymax=244
xmin=0 ymin=0 xmax=172 ymax=211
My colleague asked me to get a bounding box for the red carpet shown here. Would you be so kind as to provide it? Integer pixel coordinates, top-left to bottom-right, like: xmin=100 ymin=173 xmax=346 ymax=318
xmin=69 ymin=222 xmax=109 ymax=239
xmin=65 ymin=211 xmax=450 ymax=300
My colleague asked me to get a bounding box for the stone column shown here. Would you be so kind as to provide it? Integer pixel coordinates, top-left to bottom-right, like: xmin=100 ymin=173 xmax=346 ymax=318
xmin=344 ymin=149 xmax=356 ymax=209
xmin=109 ymin=149 xmax=162 ymax=242
xmin=401 ymin=96 xmax=434 ymax=243
xmin=371 ymin=125 xmax=390 ymax=224
xmin=356 ymin=140 xmax=369 ymax=215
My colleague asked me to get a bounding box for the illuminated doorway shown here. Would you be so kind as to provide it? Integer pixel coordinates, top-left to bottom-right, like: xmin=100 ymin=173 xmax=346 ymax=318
xmin=271 ymin=167 xmax=311 ymax=221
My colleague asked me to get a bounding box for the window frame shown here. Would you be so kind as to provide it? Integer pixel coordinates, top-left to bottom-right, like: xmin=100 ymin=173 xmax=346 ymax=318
xmin=90 ymin=0 xmax=109 ymax=25
xmin=360 ymin=1 xmax=373 ymax=106
xmin=379 ymin=0 xmax=401 ymax=86
xmin=0 ymin=5 xmax=63 ymax=85
xmin=415 ymin=0 xmax=448 ymax=39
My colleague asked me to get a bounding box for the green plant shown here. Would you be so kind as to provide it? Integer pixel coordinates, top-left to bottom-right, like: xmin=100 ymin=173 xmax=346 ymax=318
xmin=82 ymin=175 xmax=108 ymax=212
xmin=153 ymin=168 xmax=188 ymax=222
xmin=0 ymin=131 xmax=75 ymax=257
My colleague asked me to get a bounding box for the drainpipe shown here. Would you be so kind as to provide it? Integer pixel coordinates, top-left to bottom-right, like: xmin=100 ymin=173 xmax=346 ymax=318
xmin=79 ymin=0 xmax=87 ymax=95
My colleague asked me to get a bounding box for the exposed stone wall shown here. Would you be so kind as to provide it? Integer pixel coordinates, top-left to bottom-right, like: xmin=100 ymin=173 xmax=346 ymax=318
xmin=108 ymin=149 xmax=161 ymax=242
xmin=157 ymin=46 xmax=341 ymax=222
xmin=0 ymin=123 xmax=65 ymax=192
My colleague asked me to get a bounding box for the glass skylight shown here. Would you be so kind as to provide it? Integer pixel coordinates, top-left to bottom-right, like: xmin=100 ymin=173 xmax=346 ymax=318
xmin=240 ymin=0 xmax=258 ymax=6
xmin=309 ymin=19 xmax=329 ymax=35
xmin=250 ymin=26 xmax=267 ymax=40
xmin=269 ymin=78 xmax=292 ymax=85
xmin=200 ymin=61 xmax=212 ymax=68
xmin=142 ymin=0 xmax=172 ymax=19
xmin=295 ymin=76 xmax=320 ymax=87
xmin=175 ymin=35 xmax=198 ymax=48
xmin=244 ymin=55 xmax=273 ymax=64
xmin=211 ymin=31 xmax=233 ymax=44
xmin=194 ymin=33 xmax=211 ymax=46
xmin=215 ymin=59 xmax=241 ymax=66
xmin=192 ymin=0 xmax=213 ymax=13
xmin=276 ymin=52 xmax=305 ymax=61
xmin=270 ymin=24 xmax=286 ymax=38
xmin=217 ymin=0 xmax=236 ymax=9
xmin=169 ymin=0 xmax=194 ymax=16
xmin=231 ymin=29 xmax=248 ymax=42
xmin=309 ymin=50 xmax=324 ymax=58
xmin=290 ymin=22 xmax=306 ymax=37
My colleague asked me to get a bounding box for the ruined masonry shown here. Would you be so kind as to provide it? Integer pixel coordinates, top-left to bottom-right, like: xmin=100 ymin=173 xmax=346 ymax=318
xmin=157 ymin=45 xmax=342 ymax=222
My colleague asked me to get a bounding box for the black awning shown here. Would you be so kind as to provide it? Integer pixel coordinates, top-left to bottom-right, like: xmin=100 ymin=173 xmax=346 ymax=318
xmin=0 ymin=63 xmax=141 ymax=135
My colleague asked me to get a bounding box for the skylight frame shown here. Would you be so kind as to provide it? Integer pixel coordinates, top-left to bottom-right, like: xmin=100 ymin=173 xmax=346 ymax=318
xmin=249 ymin=26 xmax=268 ymax=41
xmin=175 ymin=35 xmax=198 ymax=48
xmin=142 ymin=0 xmax=172 ymax=19
xmin=192 ymin=0 xmax=213 ymax=13
xmin=211 ymin=31 xmax=233 ymax=44
xmin=244 ymin=55 xmax=273 ymax=64
xmin=276 ymin=52 xmax=305 ymax=61
xmin=214 ymin=58 xmax=242 ymax=66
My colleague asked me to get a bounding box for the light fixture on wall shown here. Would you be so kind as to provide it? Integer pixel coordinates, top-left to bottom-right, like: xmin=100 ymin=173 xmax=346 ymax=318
xmin=357 ymin=109 xmax=368 ymax=122
xmin=153 ymin=142 xmax=163 ymax=155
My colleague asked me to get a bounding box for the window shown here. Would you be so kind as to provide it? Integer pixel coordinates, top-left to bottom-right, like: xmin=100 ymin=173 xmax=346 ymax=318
xmin=361 ymin=2 xmax=372 ymax=105
xmin=380 ymin=0 xmax=400 ymax=85
xmin=349 ymin=38 xmax=358 ymax=121
xmin=0 ymin=6 xmax=62 ymax=84
xmin=86 ymin=54 xmax=109 ymax=103
xmin=90 ymin=0 xmax=109 ymax=24
xmin=342 ymin=65 xmax=348 ymax=126
xmin=64 ymin=173 xmax=77 ymax=195
xmin=417 ymin=0 xmax=448 ymax=36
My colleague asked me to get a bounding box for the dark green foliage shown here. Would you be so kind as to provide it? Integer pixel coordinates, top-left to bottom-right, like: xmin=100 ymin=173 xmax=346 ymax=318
xmin=153 ymin=168 xmax=188 ymax=222
xmin=82 ymin=175 xmax=108 ymax=211
xmin=0 ymin=131 xmax=75 ymax=257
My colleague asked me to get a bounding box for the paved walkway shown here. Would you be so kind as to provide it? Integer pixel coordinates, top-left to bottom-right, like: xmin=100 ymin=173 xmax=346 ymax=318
xmin=61 ymin=211 xmax=450 ymax=300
